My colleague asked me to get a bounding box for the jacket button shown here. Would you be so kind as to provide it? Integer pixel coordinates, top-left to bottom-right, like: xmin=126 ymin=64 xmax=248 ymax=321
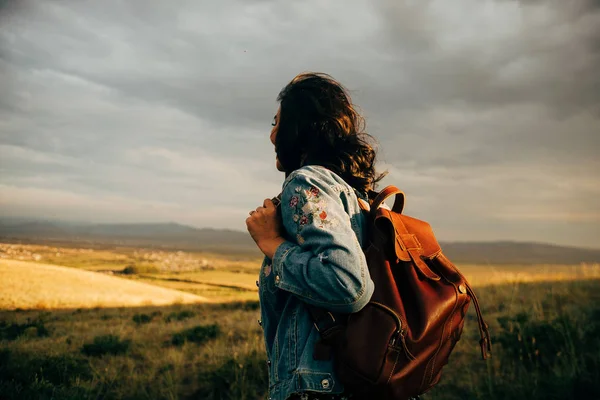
xmin=267 ymin=360 xmax=271 ymax=366
xmin=458 ymin=284 xmax=467 ymax=294
xmin=258 ymin=319 xmax=262 ymax=327
xmin=321 ymin=378 xmax=330 ymax=389
xmin=275 ymin=275 xmax=280 ymax=284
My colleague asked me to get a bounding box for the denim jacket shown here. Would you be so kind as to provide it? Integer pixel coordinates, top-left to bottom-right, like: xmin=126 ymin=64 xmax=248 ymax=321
xmin=258 ymin=165 xmax=375 ymax=400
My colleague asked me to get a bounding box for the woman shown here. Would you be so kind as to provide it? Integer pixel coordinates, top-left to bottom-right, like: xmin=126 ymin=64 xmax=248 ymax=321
xmin=246 ymin=72 xmax=386 ymax=400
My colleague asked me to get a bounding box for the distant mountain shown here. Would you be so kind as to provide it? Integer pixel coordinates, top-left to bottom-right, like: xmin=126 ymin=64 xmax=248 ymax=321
xmin=0 ymin=219 xmax=598 ymax=264
xmin=0 ymin=220 xmax=256 ymax=254
xmin=439 ymin=241 xmax=600 ymax=265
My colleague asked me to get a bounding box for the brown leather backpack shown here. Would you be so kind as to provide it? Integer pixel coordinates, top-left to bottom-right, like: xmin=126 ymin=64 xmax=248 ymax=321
xmin=306 ymin=186 xmax=492 ymax=400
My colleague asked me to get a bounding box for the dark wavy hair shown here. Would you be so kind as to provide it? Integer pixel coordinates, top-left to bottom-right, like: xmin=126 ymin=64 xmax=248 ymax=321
xmin=275 ymin=72 xmax=387 ymax=193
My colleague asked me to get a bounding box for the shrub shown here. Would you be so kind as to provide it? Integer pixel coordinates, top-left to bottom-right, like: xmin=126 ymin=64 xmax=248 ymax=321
xmin=132 ymin=313 xmax=153 ymax=325
xmin=171 ymin=324 xmax=220 ymax=346
xmin=0 ymin=319 xmax=50 ymax=341
xmin=216 ymin=301 xmax=260 ymax=311
xmin=121 ymin=264 xmax=159 ymax=275
xmin=81 ymin=334 xmax=131 ymax=357
xmin=164 ymin=310 xmax=196 ymax=323
xmin=0 ymin=348 xmax=92 ymax=386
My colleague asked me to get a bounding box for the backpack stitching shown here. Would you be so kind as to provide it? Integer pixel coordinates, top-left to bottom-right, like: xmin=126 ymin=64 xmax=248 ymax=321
xmin=387 ymin=349 xmax=400 ymax=384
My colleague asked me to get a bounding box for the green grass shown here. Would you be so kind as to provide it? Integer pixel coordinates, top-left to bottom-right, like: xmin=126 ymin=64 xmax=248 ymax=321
xmin=81 ymin=334 xmax=132 ymax=357
xmin=425 ymin=278 xmax=600 ymax=400
xmin=0 ymin=301 xmax=266 ymax=399
xmin=171 ymin=324 xmax=220 ymax=346
xmin=1 ymin=278 xmax=599 ymax=399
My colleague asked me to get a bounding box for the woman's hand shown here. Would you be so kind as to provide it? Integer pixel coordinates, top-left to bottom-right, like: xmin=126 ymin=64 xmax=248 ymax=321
xmin=246 ymin=198 xmax=286 ymax=259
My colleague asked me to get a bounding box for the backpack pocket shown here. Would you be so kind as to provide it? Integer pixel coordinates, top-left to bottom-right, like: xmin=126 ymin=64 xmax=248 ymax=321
xmin=334 ymin=301 xmax=412 ymax=388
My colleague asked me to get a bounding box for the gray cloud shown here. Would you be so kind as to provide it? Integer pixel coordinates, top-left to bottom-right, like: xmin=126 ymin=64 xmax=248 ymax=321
xmin=0 ymin=0 xmax=598 ymax=247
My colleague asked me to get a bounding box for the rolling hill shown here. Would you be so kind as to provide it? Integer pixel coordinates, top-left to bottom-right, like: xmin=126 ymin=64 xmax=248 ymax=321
xmin=0 ymin=259 xmax=208 ymax=310
xmin=0 ymin=220 xmax=256 ymax=253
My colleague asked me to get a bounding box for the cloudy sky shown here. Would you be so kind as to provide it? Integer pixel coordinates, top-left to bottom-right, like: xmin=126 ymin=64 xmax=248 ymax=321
xmin=0 ymin=0 xmax=598 ymax=248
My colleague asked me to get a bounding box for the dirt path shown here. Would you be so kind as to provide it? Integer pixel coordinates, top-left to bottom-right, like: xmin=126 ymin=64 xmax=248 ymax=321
xmin=0 ymin=259 xmax=209 ymax=310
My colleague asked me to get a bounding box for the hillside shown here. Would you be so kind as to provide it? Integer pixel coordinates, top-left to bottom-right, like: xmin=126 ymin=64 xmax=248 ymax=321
xmin=440 ymin=241 xmax=600 ymax=265
xmin=0 ymin=219 xmax=598 ymax=264
xmin=0 ymin=259 xmax=209 ymax=310
xmin=0 ymin=220 xmax=256 ymax=253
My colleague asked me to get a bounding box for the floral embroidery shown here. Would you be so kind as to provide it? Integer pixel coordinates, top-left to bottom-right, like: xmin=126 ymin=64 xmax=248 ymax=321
xmin=288 ymin=183 xmax=337 ymax=235
xmin=296 ymin=234 xmax=305 ymax=245
xmin=302 ymin=202 xmax=316 ymax=214
xmin=264 ymin=263 xmax=272 ymax=277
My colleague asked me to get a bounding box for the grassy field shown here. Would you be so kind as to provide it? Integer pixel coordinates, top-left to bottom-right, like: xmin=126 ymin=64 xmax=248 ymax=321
xmin=0 ymin=260 xmax=209 ymax=310
xmin=0 ymin=243 xmax=262 ymax=304
xmin=1 ymin=242 xmax=600 ymax=399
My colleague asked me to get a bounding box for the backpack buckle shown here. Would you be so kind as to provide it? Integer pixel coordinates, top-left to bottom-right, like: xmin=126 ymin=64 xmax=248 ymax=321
xmin=313 ymin=311 xmax=336 ymax=333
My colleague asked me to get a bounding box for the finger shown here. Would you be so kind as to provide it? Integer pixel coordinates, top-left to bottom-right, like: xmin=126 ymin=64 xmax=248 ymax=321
xmin=263 ymin=198 xmax=274 ymax=209
xmin=255 ymin=206 xmax=263 ymax=214
xmin=249 ymin=210 xmax=256 ymax=216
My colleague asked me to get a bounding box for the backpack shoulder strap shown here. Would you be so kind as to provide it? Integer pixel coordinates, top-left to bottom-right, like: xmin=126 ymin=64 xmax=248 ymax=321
xmin=370 ymin=186 xmax=405 ymax=217
xmin=305 ymin=304 xmax=345 ymax=360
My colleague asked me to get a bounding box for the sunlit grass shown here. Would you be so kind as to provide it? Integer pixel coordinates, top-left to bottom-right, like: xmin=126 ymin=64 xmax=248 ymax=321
xmin=459 ymin=263 xmax=600 ymax=286
xmin=1 ymin=279 xmax=599 ymax=399
xmin=0 ymin=260 xmax=208 ymax=310
xmin=1 ymin=242 xmax=599 ymax=398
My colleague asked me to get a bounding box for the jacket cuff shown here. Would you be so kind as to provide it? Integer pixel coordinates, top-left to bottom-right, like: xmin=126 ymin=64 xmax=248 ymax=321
xmin=271 ymin=240 xmax=296 ymax=289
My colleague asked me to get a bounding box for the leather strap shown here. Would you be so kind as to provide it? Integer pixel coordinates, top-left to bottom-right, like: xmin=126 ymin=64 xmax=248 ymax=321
xmin=441 ymin=253 xmax=492 ymax=360
xmin=305 ymin=304 xmax=344 ymax=360
xmin=370 ymin=186 xmax=405 ymax=218
xmin=387 ymin=210 xmax=441 ymax=281
xmin=467 ymin=283 xmax=492 ymax=360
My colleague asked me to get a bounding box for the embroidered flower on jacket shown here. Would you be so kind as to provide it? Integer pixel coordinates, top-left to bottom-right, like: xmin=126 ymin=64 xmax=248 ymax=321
xmin=289 ymin=196 xmax=299 ymax=207
xmin=296 ymin=234 xmax=305 ymax=245
xmin=288 ymin=181 xmax=337 ymax=233
xmin=306 ymin=186 xmax=320 ymax=198
xmin=302 ymin=202 xmax=317 ymax=214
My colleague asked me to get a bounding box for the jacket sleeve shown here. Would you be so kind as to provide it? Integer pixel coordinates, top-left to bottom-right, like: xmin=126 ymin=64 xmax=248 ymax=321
xmin=270 ymin=172 xmax=374 ymax=314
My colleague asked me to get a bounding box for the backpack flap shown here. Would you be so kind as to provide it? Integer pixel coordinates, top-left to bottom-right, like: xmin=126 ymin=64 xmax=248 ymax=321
xmin=374 ymin=209 xmax=441 ymax=281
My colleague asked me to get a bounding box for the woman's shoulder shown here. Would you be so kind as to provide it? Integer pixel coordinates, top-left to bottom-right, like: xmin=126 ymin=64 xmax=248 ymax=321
xmin=282 ymin=165 xmax=368 ymax=202
xmin=282 ymin=165 xmax=350 ymax=193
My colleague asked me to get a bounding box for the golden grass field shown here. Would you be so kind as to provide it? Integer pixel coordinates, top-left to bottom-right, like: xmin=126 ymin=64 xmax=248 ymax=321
xmin=1 ymin=242 xmax=598 ymax=310
xmin=1 ymin=241 xmax=600 ymax=399
xmin=0 ymin=259 xmax=209 ymax=310
xmin=0 ymin=242 xmax=263 ymax=307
